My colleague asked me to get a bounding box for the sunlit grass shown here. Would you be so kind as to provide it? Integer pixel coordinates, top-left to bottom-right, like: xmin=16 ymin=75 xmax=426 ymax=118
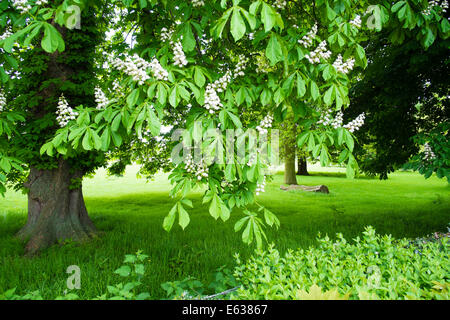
xmin=0 ymin=165 xmax=448 ymax=299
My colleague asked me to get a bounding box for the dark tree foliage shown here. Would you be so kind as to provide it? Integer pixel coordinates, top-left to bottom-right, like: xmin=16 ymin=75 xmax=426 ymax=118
xmin=347 ymin=35 xmax=449 ymax=179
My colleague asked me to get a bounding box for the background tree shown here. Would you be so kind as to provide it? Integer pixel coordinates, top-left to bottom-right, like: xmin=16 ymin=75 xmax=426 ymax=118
xmin=347 ymin=27 xmax=449 ymax=179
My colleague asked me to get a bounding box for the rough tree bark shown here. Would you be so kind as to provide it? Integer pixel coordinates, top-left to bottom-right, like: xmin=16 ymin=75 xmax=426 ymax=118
xmin=17 ymin=159 xmax=97 ymax=256
xmin=297 ymin=156 xmax=309 ymax=176
xmin=283 ymin=112 xmax=298 ymax=185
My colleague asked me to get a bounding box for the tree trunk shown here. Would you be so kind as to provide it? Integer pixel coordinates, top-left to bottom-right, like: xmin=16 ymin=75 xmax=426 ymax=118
xmin=297 ymin=156 xmax=309 ymax=176
xmin=284 ymin=127 xmax=298 ymax=186
xmin=17 ymin=159 xmax=96 ymax=255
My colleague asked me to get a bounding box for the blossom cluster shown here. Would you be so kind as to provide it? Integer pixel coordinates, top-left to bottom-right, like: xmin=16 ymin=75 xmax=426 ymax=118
xmin=184 ymin=154 xmax=209 ymax=180
xmin=0 ymin=29 xmax=12 ymax=41
xmin=111 ymin=55 xmax=151 ymax=85
xmin=12 ymin=0 xmax=31 ymax=14
xmin=318 ymin=110 xmax=365 ymax=133
xmin=423 ymin=143 xmax=436 ymax=161
xmin=94 ymin=87 xmax=110 ymax=110
xmin=204 ymin=84 xmax=224 ymax=114
xmin=173 ymin=41 xmax=188 ymax=67
xmin=318 ymin=110 xmax=343 ymax=129
xmin=332 ymin=55 xmax=355 ymax=74
xmin=256 ymin=176 xmax=266 ymax=196
xmin=203 ymin=56 xmax=248 ymax=114
xmin=273 ymin=0 xmax=287 ymax=10
xmin=191 ymin=0 xmax=205 ymax=7
xmin=305 ymin=40 xmax=332 ymax=64
xmin=160 ymin=25 xmax=188 ymax=68
xmin=350 ymin=15 xmax=362 ymax=28
xmin=56 ymin=94 xmax=78 ymax=127
xmin=233 ymin=55 xmax=249 ymax=77
xmin=343 ymin=112 xmax=366 ymax=133
xmin=423 ymin=0 xmax=448 ymax=15
xmin=255 ymin=55 xmax=270 ymax=73
xmin=203 ymin=71 xmax=232 ymax=114
xmin=111 ymin=54 xmax=168 ymax=84
xmin=256 ymin=115 xmax=274 ymax=135
xmin=160 ymin=26 xmax=175 ymax=42
xmin=12 ymin=0 xmax=48 ymax=14
xmin=0 ymin=89 xmax=6 ymax=112
xmin=298 ymin=24 xmax=318 ymax=48
xmin=149 ymin=58 xmax=170 ymax=81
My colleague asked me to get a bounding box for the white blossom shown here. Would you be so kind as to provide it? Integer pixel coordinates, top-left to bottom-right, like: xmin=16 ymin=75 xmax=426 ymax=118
xmin=305 ymin=40 xmax=332 ymax=64
xmin=256 ymin=176 xmax=266 ymax=195
xmin=0 ymin=29 xmax=13 ymax=41
xmin=111 ymin=54 xmax=168 ymax=84
xmin=149 ymin=58 xmax=169 ymax=81
xmin=173 ymin=41 xmax=188 ymax=67
xmin=160 ymin=27 xmax=174 ymax=42
xmin=298 ymin=23 xmax=318 ymax=48
xmin=203 ymin=84 xmax=223 ymax=114
xmin=0 ymin=89 xmax=6 ymax=112
xmin=273 ymin=0 xmax=287 ymax=10
xmin=423 ymin=0 xmax=448 ymax=15
xmin=318 ymin=110 xmax=365 ymax=133
xmin=424 ymin=143 xmax=436 ymax=161
xmin=343 ymin=113 xmax=365 ymax=133
xmin=191 ymin=0 xmax=205 ymax=7
xmin=255 ymin=55 xmax=270 ymax=74
xmin=94 ymin=87 xmax=110 ymax=110
xmin=233 ymin=55 xmax=249 ymax=77
xmin=12 ymin=0 xmax=31 ymax=14
xmin=202 ymin=56 xmax=248 ymax=114
xmin=111 ymin=54 xmax=151 ymax=85
xmin=184 ymin=154 xmax=209 ymax=180
xmin=332 ymin=55 xmax=355 ymax=74
xmin=350 ymin=15 xmax=362 ymax=28
xmin=161 ymin=25 xmax=188 ymax=68
xmin=256 ymin=115 xmax=274 ymax=135
xmin=56 ymin=94 xmax=78 ymax=127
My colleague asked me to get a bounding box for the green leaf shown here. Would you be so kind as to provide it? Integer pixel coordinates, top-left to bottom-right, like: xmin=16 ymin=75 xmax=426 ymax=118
xmin=297 ymin=74 xmax=306 ymax=97
xmin=194 ymin=67 xmax=206 ymax=87
xmin=264 ymin=208 xmax=280 ymax=228
xmin=261 ymin=2 xmax=275 ymax=32
xmin=41 ymin=23 xmax=65 ymax=53
xmin=310 ymin=81 xmax=319 ymax=101
xmin=156 ymin=83 xmax=167 ymax=105
xmin=127 ymin=89 xmax=140 ymax=107
xmin=147 ymin=107 xmax=161 ymax=136
xmin=181 ymin=23 xmax=196 ymax=52
xmin=114 ymin=266 xmax=131 ymax=277
xmin=266 ymin=33 xmax=283 ymax=66
xmin=230 ymin=8 xmax=246 ymax=41
xmin=178 ymin=203 xmax=190 ymax=230
xmin=163 ymin=204 xmax=177 ymax=232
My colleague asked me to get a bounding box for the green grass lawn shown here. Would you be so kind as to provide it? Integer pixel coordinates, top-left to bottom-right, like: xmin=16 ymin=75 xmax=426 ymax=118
xmin=0 ymin=165 xmax=449 ymax=299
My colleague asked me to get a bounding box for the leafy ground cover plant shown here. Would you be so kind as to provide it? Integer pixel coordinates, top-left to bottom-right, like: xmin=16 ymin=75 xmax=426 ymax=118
xmin=231 ymin=226 xmax=449 ymax=300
